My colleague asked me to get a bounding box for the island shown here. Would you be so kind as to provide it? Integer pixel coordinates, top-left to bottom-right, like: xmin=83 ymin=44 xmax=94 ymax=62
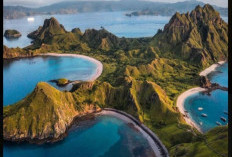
xmin=3 ymin=4 xmax=228 ymax=157
xmin=4 ymin=29 xmax=22 ymax=39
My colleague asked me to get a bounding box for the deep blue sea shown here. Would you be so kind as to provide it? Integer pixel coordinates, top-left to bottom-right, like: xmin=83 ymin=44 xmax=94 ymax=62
xmin=184 ymin=63 xmax=228 ymax=133
xmin=4 ymin=115 xmax=155 ymax=157
xmin=3 ymin=56 xmax=97 ymax=106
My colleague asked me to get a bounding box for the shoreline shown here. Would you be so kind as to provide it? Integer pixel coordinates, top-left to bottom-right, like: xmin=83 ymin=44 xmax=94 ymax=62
xmin=40 ymin=53 xmax=103 ymax=82
xmin=4 ymin=108 xmax=168 ymax=157
xmin=176 ymin=87 xmax=206 ymax=133
xmin=199 ymin=61 xmax=226 ymax=76
xmin=98 ymin=108 xmax=169 ymax=157
xmin=176 ymin=60 xmax=227 ymax=133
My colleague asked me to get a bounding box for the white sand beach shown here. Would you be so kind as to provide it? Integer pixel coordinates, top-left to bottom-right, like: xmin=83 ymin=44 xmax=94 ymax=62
xmin=176 ymin=87 xmax=206 ymax=132
xmin=40 ymin=53 xmax=103 ymax=81
xmin=98 ymin=110 xmax=167 ymax=157
xmin=199 ymin=61 xmax=226 ymax=76
xmin=177 ymin=60 xmax=226 ymax=133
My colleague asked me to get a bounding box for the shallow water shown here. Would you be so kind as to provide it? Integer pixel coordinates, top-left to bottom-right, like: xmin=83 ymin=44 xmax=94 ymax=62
xmin=3 ymin=56 xmax=97 ymax=106
xmin=184 ymin=63 xmax=228 ymax=132
xmin=4 ymin=115 xmax=155 ymax=157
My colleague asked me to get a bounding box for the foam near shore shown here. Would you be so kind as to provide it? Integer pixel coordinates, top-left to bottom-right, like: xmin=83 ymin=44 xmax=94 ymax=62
xmin=40 ymin=53 xmax=103 ymax=81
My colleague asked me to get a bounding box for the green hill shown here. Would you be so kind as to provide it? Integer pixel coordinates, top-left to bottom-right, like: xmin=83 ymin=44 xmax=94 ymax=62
xmin=151 ymin=4 xmax=228 ymax=68
xmin=3 ymin=82 xmax=100 ymax=143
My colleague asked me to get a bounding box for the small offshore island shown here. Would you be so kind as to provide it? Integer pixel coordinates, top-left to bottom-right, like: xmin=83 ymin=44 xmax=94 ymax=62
xmin=3 ymin=4 xmax=228 ymax=157
xmin=4 ymin=29 xmax=22 ymax=39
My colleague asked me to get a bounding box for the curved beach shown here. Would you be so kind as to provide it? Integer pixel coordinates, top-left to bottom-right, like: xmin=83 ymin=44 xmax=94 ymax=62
xmin=40 ymin=53 xmax=103 ymax=81
xmin=176 ymin=61 xmax=226 ymax=133
xmin=98 ymin=108 xmax=169 ymax=157
xmin=176 ymin=87 xmax=206 ymax=132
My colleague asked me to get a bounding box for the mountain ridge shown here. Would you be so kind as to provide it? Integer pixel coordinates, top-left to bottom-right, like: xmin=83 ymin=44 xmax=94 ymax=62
xmin=3 ymin=1 xmax=228 ymax=19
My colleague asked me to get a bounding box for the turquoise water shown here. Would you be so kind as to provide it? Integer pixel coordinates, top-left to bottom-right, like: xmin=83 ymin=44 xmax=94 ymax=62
xmin=4 ymin=115 xmax=155 ymax=157
xmin=184 ymin=63 xmax=228 ymax=132
xmin=208 ymin=63 xmax=228 ymax=87
xmin=3 ymin=56 xmax=97 ymax=106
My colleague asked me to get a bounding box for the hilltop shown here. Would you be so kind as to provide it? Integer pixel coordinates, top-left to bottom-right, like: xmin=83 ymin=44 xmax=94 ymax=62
xmin=151 ymin=4 xmax=228 ymax=68
xmin=3 ymin=4 xmax=228 ymax=156
xmin=3 ymin=82 xmax=100 ymax=143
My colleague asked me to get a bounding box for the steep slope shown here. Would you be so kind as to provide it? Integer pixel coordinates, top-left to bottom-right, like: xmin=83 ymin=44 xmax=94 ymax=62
xmin=3 ymin=82 xmax=99 ymax=143
xmin=72 ymin=79 xmax=177 ymax=124
xmin=83 ymin=28 xmax=120 ymax=51
xmin=170 ymin=126 xmax=228 ymax=157
xmin=27 ymin=17 xmax=67 ymax=44
xmin=151 ymin=4 xmax=228 ymax=67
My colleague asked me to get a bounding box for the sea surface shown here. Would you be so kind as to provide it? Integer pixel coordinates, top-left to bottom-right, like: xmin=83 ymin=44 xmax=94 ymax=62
xmin=3 ymin=12 xmax=228 ymax=48
xmin=4 ymin=115 xmax=156 ymax=157
xmin=3 ymin=56 xmax=98 ymax=106
xmin=184 ymin=63 xmax=228 ymax=133
xmin=4 ymin=12 xmax=171 ymax=48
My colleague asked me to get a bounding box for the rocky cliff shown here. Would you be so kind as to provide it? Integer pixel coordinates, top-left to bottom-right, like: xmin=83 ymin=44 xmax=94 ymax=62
xmin=151 ymin=4 xmax=228 ymax=67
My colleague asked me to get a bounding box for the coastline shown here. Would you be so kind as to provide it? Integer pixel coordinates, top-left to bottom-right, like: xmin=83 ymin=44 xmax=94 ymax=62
xmin=176 ymin=87 xmax=206 ymax=132
xmin=98 ymin=109 xmax=168 ymax=157
xmin=199 ymin=61 xmax=226 ymax=76
xmin=40 ymin=53 xmax=103 ymax=82
xmin=176 ymin=60 xmax=227 ymax=133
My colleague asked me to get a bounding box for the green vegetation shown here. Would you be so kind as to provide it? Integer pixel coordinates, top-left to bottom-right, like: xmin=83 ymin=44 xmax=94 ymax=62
xmin=151 ymin=4 xmax=228 ymax=68
xmin=3 ymin=82 xmax=99 ymax=142
xmin=56 ymin=78 xmax=69 ymax=86
xmin=170 ymin=126 xmax=228 ymax=157
xmin=3 ymin=4 xmax=228 ymax=156
xmin=4 ymin=29 xmax=21 ymax=38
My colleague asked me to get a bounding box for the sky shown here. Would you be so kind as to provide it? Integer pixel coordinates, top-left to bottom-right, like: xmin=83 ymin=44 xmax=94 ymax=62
xmin=3 ymin=0 xmax=228 ymax=8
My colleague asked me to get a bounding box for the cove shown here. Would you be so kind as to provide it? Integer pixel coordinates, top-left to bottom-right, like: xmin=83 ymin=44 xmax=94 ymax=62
xmin=4 ymin=115 xmax=156 ymax=157
xmin=3 ymin=56 xmax=98 ymax=106
xmin=184 ymin=63 xmax=228 ymax=132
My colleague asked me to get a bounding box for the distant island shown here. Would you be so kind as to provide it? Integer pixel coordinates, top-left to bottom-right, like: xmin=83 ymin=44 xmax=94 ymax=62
xmin=3 ymin=0 xmax=228 ymax=19
xmin=4 ymin=29 xmax=22 ymax=39
xmin=3 ymin=4 xmax=228 ymax=157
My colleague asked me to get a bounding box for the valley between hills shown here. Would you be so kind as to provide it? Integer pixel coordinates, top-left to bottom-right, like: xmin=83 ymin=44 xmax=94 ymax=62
xmin=3 ymin=4 xmax=228 ymax=157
